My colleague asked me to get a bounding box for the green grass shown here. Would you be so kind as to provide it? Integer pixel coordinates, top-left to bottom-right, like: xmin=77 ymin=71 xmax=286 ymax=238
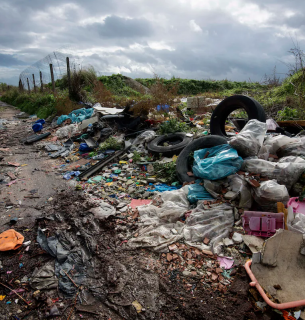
xmin=0 ymin=89 xmax=56 ymax=118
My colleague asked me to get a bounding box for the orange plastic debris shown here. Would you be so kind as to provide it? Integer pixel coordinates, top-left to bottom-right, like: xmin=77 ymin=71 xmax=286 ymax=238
xmin=0 ymin=229 xmax=24 ymax=251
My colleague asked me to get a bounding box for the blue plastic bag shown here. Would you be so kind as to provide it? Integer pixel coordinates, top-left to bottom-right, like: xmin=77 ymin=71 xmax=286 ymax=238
xmin=187 ymin=182 xmax=214 ymax=204
xmin=32 ymin=123 xmax=43 ymax=132
xmin=35 ymin=119 xmax=45 ymax=125
xmin=57 ymin=108 xmax=94 ymax=125
xmin=79 ymin=143 xmax=93 ymax=152
xmin=192 ymin=144 xmax=243 ymax=180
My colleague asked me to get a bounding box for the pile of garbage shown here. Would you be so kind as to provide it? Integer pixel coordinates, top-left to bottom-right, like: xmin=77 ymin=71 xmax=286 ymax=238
xmin=2 ymin=95 xmax=305 ymax=318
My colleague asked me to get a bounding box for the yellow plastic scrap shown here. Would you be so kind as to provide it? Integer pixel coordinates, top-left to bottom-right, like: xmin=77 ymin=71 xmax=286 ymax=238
xmin=132 ymin=300 xmax=142 ymax=313
xmin=120 ymin=161 xmax=128 ymax=164
xmin=0 ymin=295 xmax=5 ymax=301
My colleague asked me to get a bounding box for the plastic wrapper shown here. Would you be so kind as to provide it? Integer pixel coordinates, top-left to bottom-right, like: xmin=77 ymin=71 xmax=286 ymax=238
xmin=55 ymin=124 xmax=80 ymax=139
xmin=184 ymin=203 xmax=234 ymax=254
xmin=187 ymin=182 xmax=214 ymax=204
xmin=229 ymin=119 xmax=267 ymax=157
xmin=242 ymin=158 xmax=305 ymax=190
xmin=132 ymin=130 xmax=156 ymax=146
xmin=252 ymin=180 xmax=289 ymax=211
xmin=193 ymin=144 xmax=243 ymax=180
xmin=227 ymin=175 xmax=252 ymax=208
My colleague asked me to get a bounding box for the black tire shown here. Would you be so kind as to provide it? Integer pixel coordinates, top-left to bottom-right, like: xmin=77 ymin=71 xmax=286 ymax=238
xmin=148 ymin=132 xmax=193 ymax=157
xmin=210 ymin=95 xmax=266 ymax=137
xmin=176 ymin=135 xmax=228 ymax=183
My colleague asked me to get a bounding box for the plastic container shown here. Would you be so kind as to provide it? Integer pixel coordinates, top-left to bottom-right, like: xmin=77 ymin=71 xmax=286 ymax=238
xmin=32 ymin=123 xmax=43 ymax=133
xmin=287 ymin=197 xmax=305 ymax=215
xmin=242 ymin=211 xmax=284 ymax=237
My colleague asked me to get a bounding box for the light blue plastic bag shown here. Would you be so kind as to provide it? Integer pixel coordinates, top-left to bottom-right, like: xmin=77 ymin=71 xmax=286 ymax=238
xmin=192 ymin=144 xmax=243 ymax=180
xmin=57 ymin=108 xmax=94 ymax=125
xmin=187 ymin=181 xmax=214 ymax=204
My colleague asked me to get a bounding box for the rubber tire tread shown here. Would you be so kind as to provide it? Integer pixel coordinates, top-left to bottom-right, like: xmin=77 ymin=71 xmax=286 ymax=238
xmin=176 ymin=135 xmax=228 ymax=183
xmin=148 ymin=132 xmax=193 ymax=157
xmin=210 ymin=95 xmax=266 ymax=137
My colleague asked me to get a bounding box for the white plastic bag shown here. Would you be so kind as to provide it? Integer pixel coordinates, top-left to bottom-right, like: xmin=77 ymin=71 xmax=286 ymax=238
xmin=229 ymin=119 xmax=267 ymax=157
xmin=242 ymin=158 xmax=305 ymax=190
xmin=252 ymin=180 xmax=289 ymax=211
xmin=55 ymin=124 xmax=79 ymax=139
xmin=227 ymin=174 xmax=252 ymax=209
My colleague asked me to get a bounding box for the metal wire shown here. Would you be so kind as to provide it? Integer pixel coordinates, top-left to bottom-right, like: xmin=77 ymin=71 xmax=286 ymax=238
xmin=19 ymin=51 xmax=81 ymax=90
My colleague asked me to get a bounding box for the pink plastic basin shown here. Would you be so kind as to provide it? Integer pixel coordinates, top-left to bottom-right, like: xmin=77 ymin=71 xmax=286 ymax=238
xmin=287 ymin=197 xmax=305 ymax=215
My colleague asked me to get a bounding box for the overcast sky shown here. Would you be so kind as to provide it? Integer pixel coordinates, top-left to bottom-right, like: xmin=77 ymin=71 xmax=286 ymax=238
xmin=1 ymin=0 xmax=305 ymax=85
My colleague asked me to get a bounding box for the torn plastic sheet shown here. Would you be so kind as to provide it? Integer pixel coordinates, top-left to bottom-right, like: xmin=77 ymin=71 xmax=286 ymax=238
xmin=184 ymin=203 xmax=234 ymax=254
xmin=252 ymin=180 xmax=289 ymax=211
xmin=37 ymin=228 xmax=89 ymax=297
xmin=277 ymin=138 xmax=305 ymax=158
xmin=31 ymin=261 xmax=58 ymax=290
xmin=129 ymin=189 xmax=234 ymax=254
xmin=242 ymin=159 xmax=305 ymax=190
xmin=193 ymin=144 xmax=243 ymax=180
xmin=57 ymin=108 xmax=94 ymax=125
xmin=229 ymin=119 xmax=267 ymax=158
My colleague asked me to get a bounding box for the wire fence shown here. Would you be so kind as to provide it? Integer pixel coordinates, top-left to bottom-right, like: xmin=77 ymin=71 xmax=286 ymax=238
xmin=19 ymin=51 xmax=81 ymax=91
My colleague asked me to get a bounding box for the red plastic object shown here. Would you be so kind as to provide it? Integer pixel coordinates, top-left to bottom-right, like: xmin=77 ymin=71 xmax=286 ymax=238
xmin=287 ymin=197 xmax=305 ymax=215
xmin=245 ymin=260 xmax=305 ymax=310
xmin=242 ymin=211 xmax=284 ymax=238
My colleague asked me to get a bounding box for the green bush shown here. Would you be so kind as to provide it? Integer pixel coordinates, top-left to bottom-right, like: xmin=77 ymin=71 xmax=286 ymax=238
xmin=98 ymin=74 xmax=142 ymax=96
xmin=1 ymin=90 xmax=56 ymax=118
xmin=135 ymin=77 xmax=265 ymax=95
xmin=159 ymin=118 xmax=190 ymax=134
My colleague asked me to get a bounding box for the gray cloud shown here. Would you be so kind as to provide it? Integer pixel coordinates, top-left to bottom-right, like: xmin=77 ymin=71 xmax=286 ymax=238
xmin=0 ymin=0 xmax=305 ymax=85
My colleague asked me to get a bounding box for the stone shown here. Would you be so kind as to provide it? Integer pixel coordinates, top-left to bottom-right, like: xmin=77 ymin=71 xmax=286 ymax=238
xmin=182 ymin=270 xmax=192 ymax=277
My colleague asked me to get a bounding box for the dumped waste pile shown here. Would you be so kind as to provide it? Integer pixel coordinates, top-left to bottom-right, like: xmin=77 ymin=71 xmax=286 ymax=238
xmin=1 ymin=95 xmax=305 ymax=319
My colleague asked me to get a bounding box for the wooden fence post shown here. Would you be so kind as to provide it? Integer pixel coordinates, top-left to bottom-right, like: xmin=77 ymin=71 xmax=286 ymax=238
xmin=40 ymin=71 xmax=43 ymax=92
xmin=49 ymin=64 xmax=55 ymax=93
xmin=27 ymin=78 xmax=30 ymax=94
xmin=32 ymin=74 xmax=37 ymax=93
xmin=66 ymin=57 xmax=71 ymax=98
xmin=19 ymin=79 xmax=23 ymax=92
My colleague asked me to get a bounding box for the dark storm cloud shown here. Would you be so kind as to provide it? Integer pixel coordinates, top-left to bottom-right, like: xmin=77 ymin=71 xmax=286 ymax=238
xmin=0 ymin=54 xmax=26 ymax=66
xmin=88 ymin=16 xmax=154 ymax=38
xmin=1 ymin=0 xmax=305 ymax=85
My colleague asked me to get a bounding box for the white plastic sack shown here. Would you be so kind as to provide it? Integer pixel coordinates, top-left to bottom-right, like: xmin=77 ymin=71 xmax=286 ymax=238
xmin=55 ymin=124 xmax=80 ymax=139
xmin=242 ymin=158 xmax=305 ymax=190
xmin=258 ymin=135 xmax=301 ymax=160
xmin=252 ymin=180 xmax=289 ymax=211
xmin=184 ymin=203 xmax=234 ymax=254
xmin=229 ymin=119 xmax=267 ymax=157
xmin=278 ymin=156 xmax=305 ymax=164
